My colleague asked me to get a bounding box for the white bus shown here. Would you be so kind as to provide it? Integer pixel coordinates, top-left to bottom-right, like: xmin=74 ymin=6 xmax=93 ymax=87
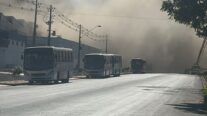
xmin=24 ymin=46 xmax=73 ymax=84
xmin=83 ymin=53 xmax=122 ymax=78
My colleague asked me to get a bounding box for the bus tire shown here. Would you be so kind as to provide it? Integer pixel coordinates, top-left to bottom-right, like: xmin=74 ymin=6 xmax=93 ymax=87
xmin=54 ymin=80 xmax=58 ymax=84
xmin=62 ymin=78 xmax=69 ymax=83
xmin=65 ymin=78 xmax=69 ymax=83
xmin=65 ymin=71 xmax=70 ymax=83
xmin=28 ymin=81 xmax=33 ymax=84
xmin=55 ymin=72 xmax=60 ymax=84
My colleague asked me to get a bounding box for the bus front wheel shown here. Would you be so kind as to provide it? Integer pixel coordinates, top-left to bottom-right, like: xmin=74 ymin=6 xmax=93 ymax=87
xmin=55 ymin=72 xmax=60 ymax=84
xmin=62 ymin=78 xmax=69 ymax=83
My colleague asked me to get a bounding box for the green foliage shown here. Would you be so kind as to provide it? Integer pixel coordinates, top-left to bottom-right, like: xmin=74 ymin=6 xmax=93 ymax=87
xmin=161 ymin=0 xmax=207 ymax=38
xmin=12 ymin=66 xmax=23 ymax=75
xmin=203 ymin=85 xmax=207 ymax=95
xmin=204 ymin=88 xmax=207 ymax=95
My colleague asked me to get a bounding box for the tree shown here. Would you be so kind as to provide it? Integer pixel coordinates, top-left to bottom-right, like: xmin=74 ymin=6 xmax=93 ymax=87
xmin=161 ymin=0 xmax=207 ymax=66
xmin=161 ymin=0 xmax=207 ymax=38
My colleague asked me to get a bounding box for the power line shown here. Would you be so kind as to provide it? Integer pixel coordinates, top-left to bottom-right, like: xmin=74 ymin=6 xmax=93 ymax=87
xmin=55 ymin=9 xmax=105 ymax=42
xmin=0 ymin=1 xmax=106 ymax=43
xmin=66 ymin=13 xmax=169 ymax=21
xmin=0 ymin=2 xmax=45 ymax=14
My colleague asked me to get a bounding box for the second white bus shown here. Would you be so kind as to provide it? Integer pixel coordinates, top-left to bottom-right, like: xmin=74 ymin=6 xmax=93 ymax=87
xmin=83 ymin=53 xmax=122 ymax=78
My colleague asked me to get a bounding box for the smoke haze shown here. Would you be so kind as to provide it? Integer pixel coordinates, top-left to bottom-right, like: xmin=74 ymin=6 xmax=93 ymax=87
xmin=0 ymin=0 xmax=206 ymax=73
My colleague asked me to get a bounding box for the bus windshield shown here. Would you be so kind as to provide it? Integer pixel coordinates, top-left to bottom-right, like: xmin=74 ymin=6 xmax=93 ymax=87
xmin=131 ymin=60 xmax=144 ymax=69
xmin=84 ymin=55 xmax=105 ymax=69
xmin=24 ymin=48 xmax=54 ymax=71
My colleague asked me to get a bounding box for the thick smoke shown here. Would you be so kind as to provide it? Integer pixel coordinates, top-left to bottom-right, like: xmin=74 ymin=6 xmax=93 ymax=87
xmin=63 ymin=0 xmax=204 ymax=73
xmin=0 ymin=0 xmax=206 ymax=73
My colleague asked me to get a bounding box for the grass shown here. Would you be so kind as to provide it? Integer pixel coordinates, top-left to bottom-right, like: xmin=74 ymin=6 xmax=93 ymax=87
xmin=203 ymin=86 xmax=207 ymax=95
xmin=203 ymin=86 xmax=207 ymax=110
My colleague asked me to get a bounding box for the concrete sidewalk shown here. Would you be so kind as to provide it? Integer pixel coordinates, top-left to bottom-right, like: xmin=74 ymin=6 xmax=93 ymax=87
xmin=0 ymin=75 xmax=87 ymax=86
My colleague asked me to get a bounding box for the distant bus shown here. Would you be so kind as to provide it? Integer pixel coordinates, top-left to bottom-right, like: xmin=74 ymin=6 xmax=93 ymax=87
xmin=131 ymin=58 xmax=146 ymax=74
xmin=24 ymin=46 xmax=73 ymax=84
xmin=83 ymin=53 xmax=122 ymax=78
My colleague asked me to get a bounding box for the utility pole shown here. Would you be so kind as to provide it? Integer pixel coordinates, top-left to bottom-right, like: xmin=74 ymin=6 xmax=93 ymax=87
xmin=32 ymin=0 xmax=38 ymax=46
xmin=195 ymin=38 xmax=207 ymax=65
xmin=105 ymin=35 xmax=108 ymax=53
xmin=47 ymin=5 xmax=54 ymax=46
xmin=77 ymin=25 xmax=82 ymax=72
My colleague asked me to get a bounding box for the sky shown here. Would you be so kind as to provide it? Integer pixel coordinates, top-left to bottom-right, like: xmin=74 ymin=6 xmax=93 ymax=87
xmin=0 ymin=0 xmax=205 ymax=73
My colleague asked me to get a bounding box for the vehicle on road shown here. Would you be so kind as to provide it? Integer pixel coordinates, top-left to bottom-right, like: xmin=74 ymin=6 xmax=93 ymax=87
xmin=83 ymin=53 xmax=122 ymax=78
xmin=24 ymin=46 xmax=73 ymax=84
xmin=131 ymin=58 xmax=146 ymax=74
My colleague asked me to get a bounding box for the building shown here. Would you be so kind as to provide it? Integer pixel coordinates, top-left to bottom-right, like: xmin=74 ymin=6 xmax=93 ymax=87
xmin=0 ymin=13 xmax=33 ymax=36
xmin=0 ymin=13 xmax=31 ymax=69
xmin=0 ymin=30 xmax=27 ymax=69
xmin=0 ymin=13 xmax=100 ymax=69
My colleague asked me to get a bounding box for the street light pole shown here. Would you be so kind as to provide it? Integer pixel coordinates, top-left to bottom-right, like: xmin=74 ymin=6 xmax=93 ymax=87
xmin=89 ymin=25 xmax=102 ymax=32
xmin=77 ymin=24 xmax=82 ymax=72
xmin=32 ymin=0 xmax=38 ymax=46
xmin=195 ymin=38 xmax=207 ymax=65
xmin=105 ymin=34 xmax=108 ymax=53
xmin=77 ymin=25 xmax=102 ymax=72
xmin=47 ymin=5 xmax=53 ymax=46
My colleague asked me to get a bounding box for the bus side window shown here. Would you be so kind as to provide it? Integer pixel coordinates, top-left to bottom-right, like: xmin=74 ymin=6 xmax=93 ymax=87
xmin=54 ymin=53 xmax=58 ymax=62
xmin=61 ymin=51 xmax=64 ymax=62
xmin=58 ymin=51 xmax=61 ymax=62
xmin=66 ymin=52 xmax=69 ymax=62
xmin=71 ymin=53 xmax=73 ymax=62
xmin=68 ymin=52 xmax=70 ymax=62
xmin=105 ymin=58 xmax=107 ymax=65
xmin=66 ymin=51 xmax=68 ymax=62
xmin=65 ymin=51 xmax=67 ymax=62
xmin=68 ymin=52 xmax=71 ymax=62
xmin=68 ymin=53 xmax=71 ymax=62
xmin=65 ymin=51 xmax=68 ymax=62
xmin=69 ymin=52 xmax=71 ymax=62
xmin=64 ymin=51 xmax=66 ymax=62
xmin=68 ymin=52 xmax=72 ymax=62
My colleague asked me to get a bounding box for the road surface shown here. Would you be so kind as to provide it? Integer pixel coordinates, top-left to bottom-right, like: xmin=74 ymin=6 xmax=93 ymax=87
xmin=0 ymin=74 xmax=206 ymax=116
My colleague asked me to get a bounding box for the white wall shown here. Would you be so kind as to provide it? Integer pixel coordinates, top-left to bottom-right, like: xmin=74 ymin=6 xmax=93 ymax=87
xmin=0 ymin=40 xmax=25 ymax=68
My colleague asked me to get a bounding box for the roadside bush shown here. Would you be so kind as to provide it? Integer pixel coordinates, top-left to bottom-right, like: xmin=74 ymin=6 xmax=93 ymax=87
xmin=12 ymin=66 xmax=23 ymax=75
xmin=203 ymin=87 xmax=207 ymax=109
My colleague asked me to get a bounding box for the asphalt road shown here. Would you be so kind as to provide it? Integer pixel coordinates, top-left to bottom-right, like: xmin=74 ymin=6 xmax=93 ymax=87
xmin=0 ymin=74 xmax=206 ymax=116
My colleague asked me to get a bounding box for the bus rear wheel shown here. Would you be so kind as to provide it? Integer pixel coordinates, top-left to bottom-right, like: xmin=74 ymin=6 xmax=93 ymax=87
xmin=28 ymin=81 xmax=33 ymax=84
xmin=62 ymin=79 xmax=69 ymax=83
xmin=55 ymin=72 xmax=60 ymax=84
xmin=64 ymin=71 xmax=70 ymax=83
xmin=54 ymin=80 xmax=59 ymax=84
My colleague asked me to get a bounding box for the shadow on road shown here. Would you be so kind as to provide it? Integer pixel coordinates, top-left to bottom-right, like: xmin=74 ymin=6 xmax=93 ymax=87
xmin=0 ymin=81 xmax=73 ymax=86
xmin=167 ymin=103 xmax=206 ymax=114
xmin=137 ymin=86 xmax=202 ymax=95
xmin=80 ymin=76 xmax=123 ymax=80
xmin=28 ymin=82 xmax=73 ymax=86
xmin=0 ymin=81 xmax=28 ymax=86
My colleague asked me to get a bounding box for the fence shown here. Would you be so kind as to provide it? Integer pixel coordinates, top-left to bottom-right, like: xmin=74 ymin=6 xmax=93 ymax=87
xmin=0 ymin=73 xmax=27 ymax=82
